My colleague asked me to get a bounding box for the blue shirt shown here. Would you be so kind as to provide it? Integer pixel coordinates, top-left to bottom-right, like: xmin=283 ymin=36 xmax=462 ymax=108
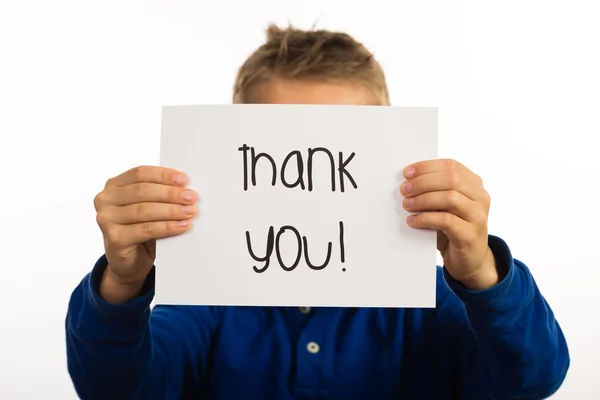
xmin=65 ymin=236 xmax=569 ymax=399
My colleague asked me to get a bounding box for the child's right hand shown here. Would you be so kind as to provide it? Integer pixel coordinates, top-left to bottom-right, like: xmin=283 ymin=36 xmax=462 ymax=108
xmin=93 ymin=166 xmax=198 ymax=303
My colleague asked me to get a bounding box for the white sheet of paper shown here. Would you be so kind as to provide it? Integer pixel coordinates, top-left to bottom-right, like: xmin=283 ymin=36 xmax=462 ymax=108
xmin=157 ymin=105 xmax=438 ymax=308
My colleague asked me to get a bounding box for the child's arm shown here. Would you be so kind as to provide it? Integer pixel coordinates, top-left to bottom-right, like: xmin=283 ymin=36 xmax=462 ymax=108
xmin=65 ymin=256 xmax=221 ymax=400
xmin=431 ymin=235 xmax=569 ymax=399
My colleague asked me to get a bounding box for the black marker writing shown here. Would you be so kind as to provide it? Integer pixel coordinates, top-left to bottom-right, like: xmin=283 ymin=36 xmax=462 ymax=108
xmin=245 ymin=226 xmax=274 ymax=273
xmin=275 ymin=226 xmax=303 ymax=271
xmin=238 ymin=144 xmax=277 ymax=190
xmin=302 ymin=236 xmax=332 ymax=270
xmin=339 ymin=220 xmax=345 ymax=263
xmin=338 ymin=152 xmax=358 ymax=192
xmin=307 ymin=147 xmax=336 ymax=192
xmin=281 ymin=150 xmax=306 ymax=190
xmin=239 ymin=143 xmax=249 ymax=191
xmin=245 ymin=221 xmax=346 ymax=272
xmin=238 ymin=145 xmax=357 ymax=192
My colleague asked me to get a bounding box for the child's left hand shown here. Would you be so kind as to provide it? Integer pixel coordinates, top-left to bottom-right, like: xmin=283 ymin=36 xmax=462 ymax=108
xmin=400 ymin=159 xmax=500 ymax=290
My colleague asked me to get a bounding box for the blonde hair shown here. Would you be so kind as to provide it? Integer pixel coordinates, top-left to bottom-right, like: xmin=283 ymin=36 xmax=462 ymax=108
xmin=233 ymin=24 xmax=390 ymax=105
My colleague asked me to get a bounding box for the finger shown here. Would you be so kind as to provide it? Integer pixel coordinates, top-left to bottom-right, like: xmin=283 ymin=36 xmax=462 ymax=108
xmin=403 ymin=159 xmax=468 ymax=179
xmin=107 ymin=183 xmax=198 ymax=206
xmin=402 ymin=190 xmax=483 ymax=222
xmin=400 ymin=171 xmax=485 ymax=201
xmin=107 ymin=220 xmax=192 ymax=247
xmin=110 ymin=202 xmax=198 ymax=224
xmin=108 ymin=166 xmax=188 ymax=187
xmin=406 ymin=211 xmax=474 ymax=241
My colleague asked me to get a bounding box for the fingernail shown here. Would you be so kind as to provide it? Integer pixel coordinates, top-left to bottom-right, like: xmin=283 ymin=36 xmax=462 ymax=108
xmin=401 ymin=182 xmax=411 ymax=194
xmin=173 ymin=173 xmax=186 ymax=185
xmin=403 ymin=167 xmax=415 ymax=178
xmin=404 ymin=198 xmax=414 ymax=208
xmin=406 ymin=215 xmax=416 ymax=224
xmin=178 ymin=220 xmax=190 ymax=228
xmin=182 ymin=205 xmax=195 ymax=214
xmin=183 ymin=190 xmax=194 ymax=202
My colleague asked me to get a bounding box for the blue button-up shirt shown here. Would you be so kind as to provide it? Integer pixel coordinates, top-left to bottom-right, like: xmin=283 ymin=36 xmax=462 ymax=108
xmin=65 ymin=236 xmax=569 ymax=399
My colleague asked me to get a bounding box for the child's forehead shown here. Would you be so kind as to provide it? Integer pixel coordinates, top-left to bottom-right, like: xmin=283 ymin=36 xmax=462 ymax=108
xmin=242 ymin=78 xmax=380 ymax=106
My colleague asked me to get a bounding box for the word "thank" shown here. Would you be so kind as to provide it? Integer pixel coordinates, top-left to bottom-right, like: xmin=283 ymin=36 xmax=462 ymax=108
xmin=238 ymin=144 xmax=358 ymax=192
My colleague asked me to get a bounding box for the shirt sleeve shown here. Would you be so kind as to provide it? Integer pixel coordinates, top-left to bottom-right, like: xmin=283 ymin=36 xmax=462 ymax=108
xmin=65 ymin=255 xmax=222 ymax=400
xmin=430 ymin=235 xmax=570 ymax=399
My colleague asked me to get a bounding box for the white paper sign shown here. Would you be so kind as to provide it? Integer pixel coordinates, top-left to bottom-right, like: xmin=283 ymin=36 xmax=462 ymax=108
xmin=157 ymin=105 xmax=438 ymax=308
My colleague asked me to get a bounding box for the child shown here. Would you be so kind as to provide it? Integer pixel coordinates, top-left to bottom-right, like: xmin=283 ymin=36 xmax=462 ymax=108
xmin=66 ymin=25 xmax=569 ymax=399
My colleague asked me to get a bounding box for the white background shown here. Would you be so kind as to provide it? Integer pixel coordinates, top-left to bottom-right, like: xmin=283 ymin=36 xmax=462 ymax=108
xmin=0 ymin=0 xmax=598 ymax=398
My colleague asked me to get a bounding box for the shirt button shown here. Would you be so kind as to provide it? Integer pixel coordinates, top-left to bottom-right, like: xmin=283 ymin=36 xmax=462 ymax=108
xmin=306 ymin=341 xmax=320 ymax=354
xmin=299 ymin=307 xmax=311 ymax=314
